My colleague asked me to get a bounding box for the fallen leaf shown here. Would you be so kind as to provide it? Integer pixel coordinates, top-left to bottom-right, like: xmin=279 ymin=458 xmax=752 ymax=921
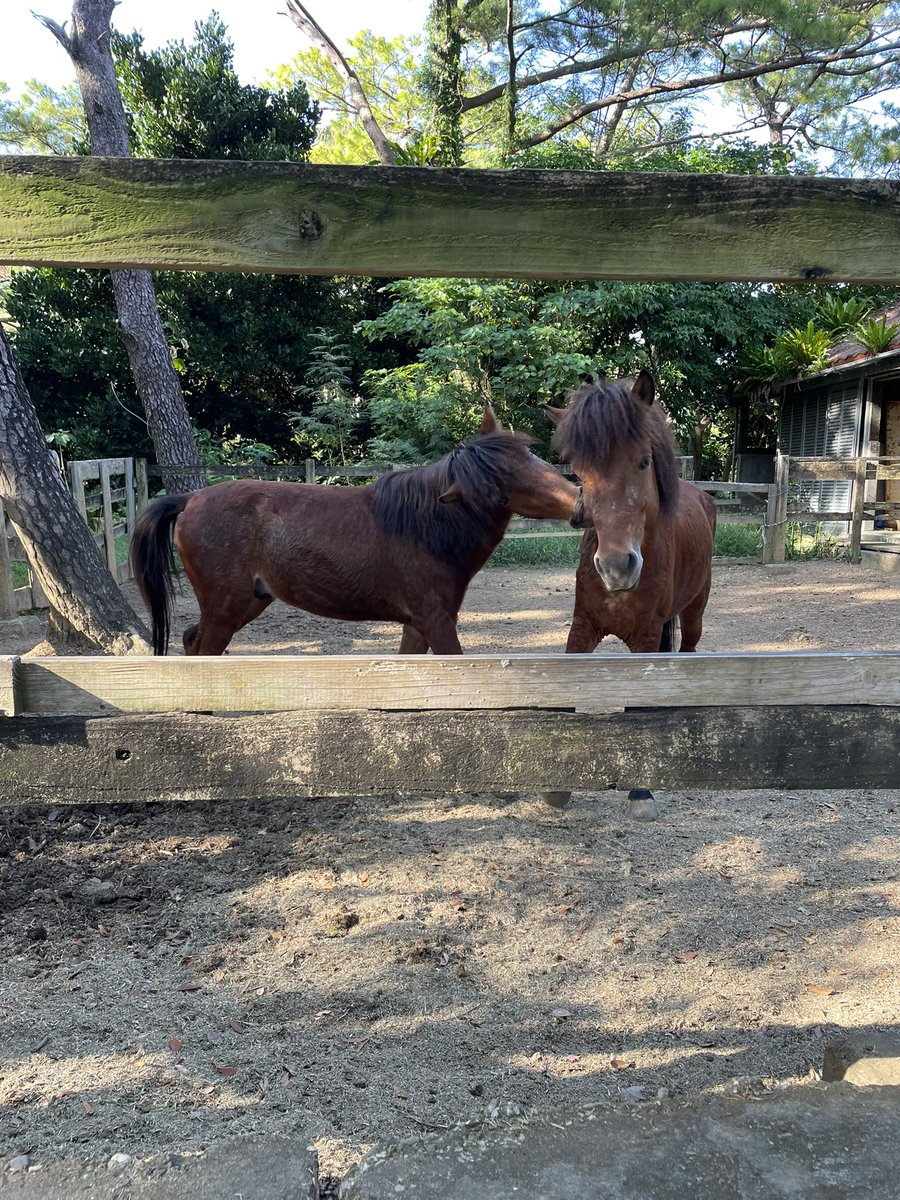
xmin=169 ymin=1037 xmax=183 ymax=1051
xmin=803 ymin=983 xmax=834 ymax=997
xmin=841 ymin=942 xmax=855 ymax=952
xmin=674 ymin=951 xmax=699 ymax=963
xmin=227 ymin=1020 xmax=246 ymax=1034
xmin=213 ymin=1064 xmax=238 ymax=1077
xmin=610 ymin=1058 xmax=634 ymax=1070
xmin=82 ymin=1101 xmax=95 ymax=1116
xmin=550 ymin=1007 xmax=572 ymax=1019
xmin=177 ymin=982 xmax=201 ymax=993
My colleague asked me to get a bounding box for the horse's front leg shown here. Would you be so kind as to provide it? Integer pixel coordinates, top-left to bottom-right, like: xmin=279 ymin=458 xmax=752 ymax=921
xmin=420 ymin=611 xmax=463 ymax=655
xmin=618 ymin=624 xmax=666 ymax=821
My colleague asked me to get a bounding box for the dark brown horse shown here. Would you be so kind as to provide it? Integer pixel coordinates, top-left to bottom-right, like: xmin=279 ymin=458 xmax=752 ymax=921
xmin=541 ymin=371 xmax=716 ymax=815
xmin=130 ymin=408 xmax=583 ymax=656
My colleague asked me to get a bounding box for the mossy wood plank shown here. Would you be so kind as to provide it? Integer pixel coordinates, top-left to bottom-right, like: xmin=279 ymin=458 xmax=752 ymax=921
xmin=3 ymin=158 xmax=900 ymax=283
xmin=14 ymin=651 xmax=900 ymax=716
xmin=0 ymin=707 xmax=896 ymax=804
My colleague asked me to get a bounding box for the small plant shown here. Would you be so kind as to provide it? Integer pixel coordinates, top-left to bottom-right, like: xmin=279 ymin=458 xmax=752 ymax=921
xmin=815 ymin=294 xmax=871 ymax=338
xmin=774 ymin=321 xmax=833 ymax=376
xmin=852 ymin=316 xmax=900 ymax=355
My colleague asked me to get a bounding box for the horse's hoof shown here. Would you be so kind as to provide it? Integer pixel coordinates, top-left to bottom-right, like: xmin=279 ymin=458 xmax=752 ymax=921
xmin=625 ymin=788 xmax=659 ymax=821
xmin=539 ymin=790 xmax=572 ymax=809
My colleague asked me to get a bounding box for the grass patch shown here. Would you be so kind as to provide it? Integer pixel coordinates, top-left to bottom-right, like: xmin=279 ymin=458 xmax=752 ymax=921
xmin=785 ymin=522 xmax=848 ymax=561
xmin=714 ymin=523 xmax=762 ymax=557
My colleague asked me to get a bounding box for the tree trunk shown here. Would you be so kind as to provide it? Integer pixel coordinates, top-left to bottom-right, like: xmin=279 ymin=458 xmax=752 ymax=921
xmin=0 ymin=324 xmax=151 ymax=654
xmin=284 ymin=0 xmax=398 ymax=166
xmin=423 ymin=0 xmax=464 ymax=166
xmin=38 ymin=0 xmax=204 ymax=493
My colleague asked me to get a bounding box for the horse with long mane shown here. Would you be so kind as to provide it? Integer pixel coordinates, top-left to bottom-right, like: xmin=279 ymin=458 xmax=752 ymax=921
xmin=549 ymin=370 xmax=716 ymax=654
xmin=130 ymin=407 xmax=583 ymax=656
xmin=541 ymin=371 xmax=716 ymax=816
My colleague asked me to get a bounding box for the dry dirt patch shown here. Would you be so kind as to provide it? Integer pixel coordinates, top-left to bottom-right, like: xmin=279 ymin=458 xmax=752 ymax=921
xmin=0 ymin=561 xmax=898 ymax=1182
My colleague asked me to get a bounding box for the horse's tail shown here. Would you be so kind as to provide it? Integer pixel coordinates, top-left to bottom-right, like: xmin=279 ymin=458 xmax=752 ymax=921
xmin=659 ymin=616 xmax=679 ymax=653
xmin=129 ymin=494 xmax=190 ymax=655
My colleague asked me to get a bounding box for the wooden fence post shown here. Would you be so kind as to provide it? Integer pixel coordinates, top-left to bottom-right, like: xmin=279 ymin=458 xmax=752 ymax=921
xmin=766 ymin=453 xmax=789 ymax=564
xmin=849 ymin=456 xmax=868 ymax=564
xmin=761 ymin=483 xmax=776 ymax=565
xmin=99 ymin=460 xmax=118 ymax=578
xmin=135 ymin=458 xmax=149 ymax=512
xmin=305 ymin=458 xmax=316 ymax=485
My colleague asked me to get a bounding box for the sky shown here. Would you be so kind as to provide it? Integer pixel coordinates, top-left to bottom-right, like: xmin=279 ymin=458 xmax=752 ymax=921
xmin=1 ymin=0 xmax=430 ymax=96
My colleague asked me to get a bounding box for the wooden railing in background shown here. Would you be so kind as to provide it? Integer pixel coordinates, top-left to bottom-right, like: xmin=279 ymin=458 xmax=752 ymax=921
xmin=1 ymin=452 xmax=895 ymax=621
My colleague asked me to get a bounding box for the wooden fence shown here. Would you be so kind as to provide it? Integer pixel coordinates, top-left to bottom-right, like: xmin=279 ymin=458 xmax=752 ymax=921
xmin=0 ymin=650 xmax=896 ymax=803
xmin=1 ymin=157 xmax=899 ymax=800
xmin=0 ymin=456 xmax=146 ymax=617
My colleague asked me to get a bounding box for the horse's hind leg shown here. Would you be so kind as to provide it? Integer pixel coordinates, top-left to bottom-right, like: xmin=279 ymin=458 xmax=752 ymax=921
xmin=184 ymin=594 xmax=273 ymax=655
xmin=398 ymin=624 xmax=429 ymax=653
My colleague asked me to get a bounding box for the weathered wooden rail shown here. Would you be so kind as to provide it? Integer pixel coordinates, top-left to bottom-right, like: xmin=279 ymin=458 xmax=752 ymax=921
xmin=1 ymin=158 xmax=898 ymax=804
xmin=3 ymin=159 xmax=900 ymax=283
xmin=0 ymin=652 xmax=896 ymax=804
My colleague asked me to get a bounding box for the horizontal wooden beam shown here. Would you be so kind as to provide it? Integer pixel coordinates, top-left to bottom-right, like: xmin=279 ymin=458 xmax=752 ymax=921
xmin=0 ymin=707 xmax=895 ymax=803
xmin=2 ymin=158 xmax=900 ymax=282
xmin=7 ymin=651 xmax=900 ymax=717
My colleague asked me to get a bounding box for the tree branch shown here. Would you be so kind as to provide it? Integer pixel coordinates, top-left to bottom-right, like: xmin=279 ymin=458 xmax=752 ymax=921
xmin=283 ymin=0 xmax=397 ymax=165
xmin=521 ymin=37 xmax=900 ymax=147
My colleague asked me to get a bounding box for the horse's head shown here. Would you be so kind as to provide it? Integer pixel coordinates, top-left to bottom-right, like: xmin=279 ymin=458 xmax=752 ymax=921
xmin=548 ymin=371 xmax=678 ymax=593
xmin=441 ymin=405 xmax=583 ymax=524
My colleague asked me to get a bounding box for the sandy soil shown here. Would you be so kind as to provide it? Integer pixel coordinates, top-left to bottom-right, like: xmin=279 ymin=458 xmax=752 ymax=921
xmin=1 ymin=561 xmax=899 ymax=1186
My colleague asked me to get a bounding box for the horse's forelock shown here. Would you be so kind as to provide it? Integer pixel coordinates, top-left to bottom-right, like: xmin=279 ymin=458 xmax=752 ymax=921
xmin=552 ymin=382 xmax=680 ymax=515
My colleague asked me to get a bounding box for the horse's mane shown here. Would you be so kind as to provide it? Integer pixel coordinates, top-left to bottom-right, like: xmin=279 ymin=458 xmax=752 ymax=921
xmin=373 ymin=430 xmax=533 ymax=561
xmin=552 ymin=380 xmax=681 ymax=515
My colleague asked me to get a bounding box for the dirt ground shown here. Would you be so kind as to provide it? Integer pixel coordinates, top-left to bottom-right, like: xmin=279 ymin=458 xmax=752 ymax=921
xmin=1 ymin=560 xmax=899 ymax=1186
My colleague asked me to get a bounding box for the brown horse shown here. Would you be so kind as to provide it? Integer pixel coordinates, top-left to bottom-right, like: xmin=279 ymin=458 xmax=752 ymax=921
xmin=549 ymin=370 xmax=716 ymax=654
xmin=541 ymin=371 xmax=717 ymax=815
xmin=130 ymin=407 xmax=583 ymax=656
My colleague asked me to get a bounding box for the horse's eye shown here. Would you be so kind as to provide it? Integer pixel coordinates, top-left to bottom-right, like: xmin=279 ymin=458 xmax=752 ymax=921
xmin=639 ymin=455 xmax=651 ymax=470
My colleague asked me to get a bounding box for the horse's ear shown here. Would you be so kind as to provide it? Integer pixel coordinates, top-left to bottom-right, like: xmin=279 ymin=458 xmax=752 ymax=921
xmin=479 ymin=405 xmax=499 ymax=435
xmin=631 ymin=370 xmax=655 ymax=407
xmin=545 ymin=405 xmax=566 ymax=426
xmin=439 ymin=482 xmax=463 ymax=504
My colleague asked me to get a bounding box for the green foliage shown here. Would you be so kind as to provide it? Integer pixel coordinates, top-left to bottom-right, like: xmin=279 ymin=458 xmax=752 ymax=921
xmin=6 ymin=17 xmax=397 ymax=462
xmin=358 ymin=274 xmax=808 ymax=478
xmin=815 ymin=293 xmax=872 ymax=338
xmin=289 ymin=330 xmax=364 ymax=464
xmin=785 ymin=523 xmax=849 ymax=561
xmin=852 ymin=316 xmax=900 ymax=355
xmin=113 ymin=15 xmax=319 ymax=160
xmin=0 ymin=80 xmax=84 ymax=154
xmin=421 ymin=0 xmax=464 ymax=166
xmin=774 ymin=321 xmax=833 ymax=375
xmin=713 ymin=523 xmax=763 ymax=557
